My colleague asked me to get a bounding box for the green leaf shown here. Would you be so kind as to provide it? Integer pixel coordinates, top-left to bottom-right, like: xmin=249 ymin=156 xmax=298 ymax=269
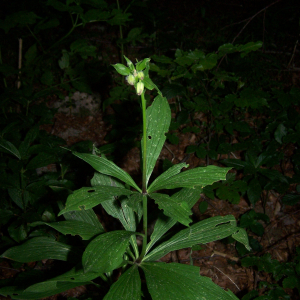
xmin=142 ymin=77 xmax=162 ymax=95
xmin=231 ymin=228 xmax=251 ymax=251
xmin=199 ymin=201 xmax=208 ymax=213
xmin=148 ymin=165 xmax=231 ymax=192
xmin=148 ymin=163 xmax=188 ymax=192
xmin=238 ymin=41 xmax=262 ymax=57
xmin=58 ymin=186 xmax=135 ymax=215
xmin=103 ymin=265 xmax=141 ymax=300
xmin=281 ymin=193 xmax=300 ymax=205
xmin=142 ymin=95 xmax=171 ymax=187
xmin=274 ymin=123 xmax=287 ymax=144
xmin=144 ymin=215 xmax=238 ymax=261
xmin=0 ymin=281 xmax=90 ymax=300
xmin=1 ymin=237 xmax=81 ymax=262
xmin=82 ymin=231 xmax=135 ymax=273
xmin=0 ymin=138 xmax=21 ymax=159
xmin=141 ymin=262 xmax=239 ymax=300
xmin=72 ymin=152 xmax=141 ymax=192
xmin=146 ymin=187 xmax=202 ymax=254
xmin=222 ymin=159 xmax=248 ymax=170
xmin=136 ymin=58 xmax=150 ymax=71
xmin=112 ymin=63 xmax=131 ymax=76
xmin=247 ymin=178 xmax=262 ymax=205
xmin=40 ymin=70 xmax=54 ymax=86
xmin=26 ymin=152 xmax=57 ymax=169
xmin=149 ymin=193 xmax=192 ymax=226
xmin=62 ymin=207 xmax=104 ymax=232
xmin=31 ymin=220 xmax=103 ymax=240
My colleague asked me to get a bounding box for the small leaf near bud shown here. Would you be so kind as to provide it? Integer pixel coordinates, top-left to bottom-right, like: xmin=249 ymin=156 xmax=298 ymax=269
xmin=136 ymin=81 xmax=144 ymax=96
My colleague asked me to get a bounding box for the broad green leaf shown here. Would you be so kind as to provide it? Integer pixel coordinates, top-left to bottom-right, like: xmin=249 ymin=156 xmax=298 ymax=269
xmin=62 ymin=207 xmax=104 ymax=232
xmin=58 ymin=186 xmax=135 ymax=215
xmin=148 ymin=165 xmax=231 ymax=192
xmin=146 ymin=187 xmax=202 ymax=254
xmin=90 ymin=172 xmax=140 ymax=258
xmin=26 ymin=152 xmax=57 ymax=169
xmin=0 ymin=281 xmax=89 ymax=300
xmin=124 ymin=55 xmax=135 ymax=71
xmin=83 ymin=231 xmax=135 ymax=273
xmin=149 ymin=193 xmax=192 ymax=226
xmin=0 ymin=138 xmax=21 ymax=159
xmin=142 ymin=95 xmax=171 ymax=187
xmin=90 ymin=173 xmax=141 ymax=230
xmin=238 ymin=41 xmax=263 ymax=57
xmin=112 ymin=63 xmax=131 ymax=76
xmin=1 ymin=237 xmax=81 ymax=262
xmin=72 ymin=152 xmax=141 ymax=192
xmin=147 ymin=163 xmax=188 ymax=193
xmin=31 ymin=220 xmax=103 ymax=240
xmin=144 ymin=215 xmax=238 ymax=262
xmin=103 ymin=265 xmax=141 ymax=300
xmin=141 ymin=262 xmax=239 ymax=300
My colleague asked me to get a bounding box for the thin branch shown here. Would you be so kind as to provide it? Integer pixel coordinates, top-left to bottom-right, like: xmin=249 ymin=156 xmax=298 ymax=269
xmin=217 ymin=0 xmax=283 ymax=70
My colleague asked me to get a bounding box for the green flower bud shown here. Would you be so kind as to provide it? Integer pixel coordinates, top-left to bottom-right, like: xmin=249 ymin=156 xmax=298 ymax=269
xmin=126 ymin=74 xmax=135 ymax=86
xmin=136 ymin=81 xmax=144 ymax=96
xmin=137 ymin=71 xmax=144 ymax=80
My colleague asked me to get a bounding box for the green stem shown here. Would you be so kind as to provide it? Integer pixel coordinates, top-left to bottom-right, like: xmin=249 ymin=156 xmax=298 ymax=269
xmin=137 ymin=90 xmax=148 ymax=263
xmin=141 ymin=91 xmax=147 ymax=193
xmin=49 ymin=13 xmax=79 ymax=51
xmin=137 ymin=194 xmax=148 ymax=262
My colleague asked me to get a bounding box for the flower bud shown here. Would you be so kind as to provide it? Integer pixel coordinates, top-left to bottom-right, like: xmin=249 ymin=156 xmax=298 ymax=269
xmin=136 ymin=81 xmax=144 ymax=96
xmin=126 ymin=74 xmax=135 ymax=86
xmin=137 ymin=71 xmax=144 ymax=80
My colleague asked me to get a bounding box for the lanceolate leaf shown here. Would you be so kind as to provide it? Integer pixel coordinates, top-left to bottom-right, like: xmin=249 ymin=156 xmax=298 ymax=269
xmin=147 ymin=163 xmax=188 ymax=193
xmin=62 ymin=207 xmax=104 ymax=232
xmin=103 ymin=265 xmax=141 ymax=300
xmin=148 ymin=165 xmax=231 ymax=192
xmin=0 ymin=281 xmax=90 ymax=300
xmin=31 ymin=220 xmax=103 ymax=240
xmin=141 ymin=262 xmax=239 ymax=300
xmin=82 ymin=231 xmax=136 ymax=273
xmin=1 ymin=237 xmax=82 ymax=263
xmin=91 ymin=173 xmax=140 ymax=257
xmin=58 ymin=186 xmax=136 ymax=215
xmin=144 ymin=215 xmax=238 ymax=262
xmin=146 ymin=187 xmax=202 ymax=254
xmin=149 ymin=193 xmax=192 ymax=226
xmin=72 ymin=152 xmax=141 ymax=192
xmin=0 ymin=138 xmax=21 ymax=159
xmin=142 ymin=95 xmax=171 ymax=187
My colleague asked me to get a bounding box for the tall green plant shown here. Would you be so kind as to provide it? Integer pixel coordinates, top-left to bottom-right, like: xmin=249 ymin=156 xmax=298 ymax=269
xmin=0 ymin=57 xmax=250 ymax=300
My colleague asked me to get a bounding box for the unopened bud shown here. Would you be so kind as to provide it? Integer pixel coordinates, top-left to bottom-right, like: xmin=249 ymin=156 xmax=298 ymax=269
xmin=137 ymin=71 xmax=144 ymax=80
xmin=136 ymin=81 xmax=144 ymax=96
xmin=126 ymin=74 xmax=135 ymax=85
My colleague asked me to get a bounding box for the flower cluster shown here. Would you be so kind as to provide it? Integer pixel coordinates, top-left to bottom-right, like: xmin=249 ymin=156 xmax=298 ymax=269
xmin=126 ymin=70 xmax=144 ymax=95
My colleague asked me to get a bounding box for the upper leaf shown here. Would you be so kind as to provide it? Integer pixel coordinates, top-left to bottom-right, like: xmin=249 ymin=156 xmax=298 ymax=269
xmin=144 ymin=215 xmax=238 ymax=262
xmin=149 ymin=193 xmax=192 ymax=226
xmin=141 ymin=262 xmax=239 ymax=300
xmin=146 ymin=187 xmax=202 ymax=254
xmin=31 ymin=220 xmax=103 ymax=240
xmin=82 ymin=231 xmax=136 ymax=273
xmin=58 ymin=185 xmax=135 ymax=215
xmin=142 ymin=95 xmax=171 ymax=187
xmin=148 ymin=165 xmax=231 ymax=192
xmin=72 ymin=151 xmax=141 ymax=192
xmin=112 ymin=63 xmax=131 ymax=76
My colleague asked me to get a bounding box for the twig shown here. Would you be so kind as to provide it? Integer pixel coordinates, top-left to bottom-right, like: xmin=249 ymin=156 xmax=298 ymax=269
xmin=213 ymin=266 xmax=240 ymax=291
xmin=217 ymin=0 xmax=283 ymax=70
xmin=287 ymin=36 xmax=299 ymax=69
xmin=211 ymin=250 xmax=239 ymax=262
